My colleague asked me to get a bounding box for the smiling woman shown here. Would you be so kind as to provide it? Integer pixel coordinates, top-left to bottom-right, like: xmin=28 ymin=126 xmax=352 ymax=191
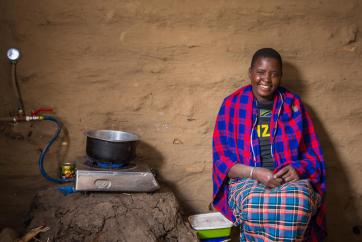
xmin=212 ymin=48 xmax=327 ymax=241
xmin=249 ymin=51 xmax=282 ymax=102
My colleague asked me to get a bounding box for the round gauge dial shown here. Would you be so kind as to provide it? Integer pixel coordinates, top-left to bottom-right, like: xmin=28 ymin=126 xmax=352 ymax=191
xmin=7 ymin=48 xmax=20 ymax=61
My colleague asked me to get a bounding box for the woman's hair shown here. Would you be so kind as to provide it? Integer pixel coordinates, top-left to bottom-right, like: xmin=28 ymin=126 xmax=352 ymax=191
xmin=250 ymin=48 xmax=283 ymax=72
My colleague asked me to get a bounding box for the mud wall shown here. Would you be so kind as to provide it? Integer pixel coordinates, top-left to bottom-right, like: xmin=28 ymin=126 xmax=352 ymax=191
xmin=0 ymin=0 xmax=361 ymax=240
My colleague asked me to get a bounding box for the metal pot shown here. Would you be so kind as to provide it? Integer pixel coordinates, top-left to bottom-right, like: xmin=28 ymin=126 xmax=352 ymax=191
xmin=86 ymin=130 xmax=139 ymax=164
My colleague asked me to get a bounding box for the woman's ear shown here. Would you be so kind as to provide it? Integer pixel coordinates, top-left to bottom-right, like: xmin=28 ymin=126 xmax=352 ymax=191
xmin=248 ymin=67 xmax=252 ymax=79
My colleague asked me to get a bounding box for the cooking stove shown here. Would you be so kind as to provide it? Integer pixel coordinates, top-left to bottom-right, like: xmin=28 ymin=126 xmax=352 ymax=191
xmin=75 ymin=157 xmax=160 ymax=192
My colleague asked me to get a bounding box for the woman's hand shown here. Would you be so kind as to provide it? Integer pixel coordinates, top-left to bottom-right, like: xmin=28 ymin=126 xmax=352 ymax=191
xmin=253 ymin=167 xmax=283 ymax=188
xmin=274 ymin=165 xmax=299 ymax=183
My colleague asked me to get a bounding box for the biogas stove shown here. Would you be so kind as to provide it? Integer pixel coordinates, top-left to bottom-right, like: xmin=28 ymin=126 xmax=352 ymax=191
xmin=75 ymin=157 xmax=160 ymax=192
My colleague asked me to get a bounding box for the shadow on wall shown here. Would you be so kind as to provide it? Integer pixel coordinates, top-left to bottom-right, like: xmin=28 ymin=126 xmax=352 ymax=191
xmin=137 ymin=141 xmax=198 ymax=215
xmin=137 ymin=141 xmax=165 ymax=170
xmin=283 ymin=62 xmax=361 ymax=241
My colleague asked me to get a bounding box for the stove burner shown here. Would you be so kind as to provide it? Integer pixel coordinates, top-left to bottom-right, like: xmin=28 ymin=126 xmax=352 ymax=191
xmin=96 ymin=161 xmax=127 ymax=169
xmin=84 ymin=156 xmax=137 ymax=170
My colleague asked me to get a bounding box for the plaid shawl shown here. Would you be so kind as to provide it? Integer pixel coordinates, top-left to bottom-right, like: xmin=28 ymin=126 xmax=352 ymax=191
xmin=212 ymin=85 xmax=326 ymax=241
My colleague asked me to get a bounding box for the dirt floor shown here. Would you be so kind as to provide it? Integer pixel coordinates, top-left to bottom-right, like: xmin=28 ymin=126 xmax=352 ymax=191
xmin=0 ymin=0 xmax=362 ymax=241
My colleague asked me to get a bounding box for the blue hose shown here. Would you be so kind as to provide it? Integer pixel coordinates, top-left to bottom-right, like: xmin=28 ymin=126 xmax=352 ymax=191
xmin=38 ymin=115 xmax=74 ymax=183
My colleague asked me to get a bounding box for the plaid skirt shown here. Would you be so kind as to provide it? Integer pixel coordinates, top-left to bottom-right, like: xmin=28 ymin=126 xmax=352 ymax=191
xmin=228 ymin=178 xmax=321 ymax=242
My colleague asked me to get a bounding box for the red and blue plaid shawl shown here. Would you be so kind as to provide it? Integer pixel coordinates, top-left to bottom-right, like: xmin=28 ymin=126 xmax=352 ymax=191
xmin=212 ymin=85 xmax=326 ymax=241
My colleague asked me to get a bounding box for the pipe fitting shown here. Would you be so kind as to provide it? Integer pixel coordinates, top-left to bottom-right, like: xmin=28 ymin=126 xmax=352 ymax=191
xmin=25 ymin=115 xmax=44 ymax=121
xmin=0 ymin=115 xmax=45 ymax=123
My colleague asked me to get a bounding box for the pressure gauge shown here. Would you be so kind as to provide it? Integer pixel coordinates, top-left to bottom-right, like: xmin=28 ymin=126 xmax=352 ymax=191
xmin=7 ymin=48 xmax=20 ymax=61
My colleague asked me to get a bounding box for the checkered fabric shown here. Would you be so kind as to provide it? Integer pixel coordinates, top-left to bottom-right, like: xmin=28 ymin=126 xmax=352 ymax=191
xmin=228 ymin=178 xmax=321 ymax=241
xmin=212 ymin=85 xmax=326 ymax=241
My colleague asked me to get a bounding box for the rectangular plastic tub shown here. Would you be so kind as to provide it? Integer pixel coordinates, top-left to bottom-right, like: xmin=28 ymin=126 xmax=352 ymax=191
xmin=188 ymin=212 xmax=233 ymax=239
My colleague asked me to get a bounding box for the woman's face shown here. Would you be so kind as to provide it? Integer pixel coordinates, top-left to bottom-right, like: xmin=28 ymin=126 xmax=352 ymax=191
xmin=249 ymin=57 xmax=282 ymax=102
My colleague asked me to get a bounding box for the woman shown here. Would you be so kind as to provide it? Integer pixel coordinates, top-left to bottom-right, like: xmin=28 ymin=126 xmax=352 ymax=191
xmin=212 ymin=48 xmax=326 ymax=241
